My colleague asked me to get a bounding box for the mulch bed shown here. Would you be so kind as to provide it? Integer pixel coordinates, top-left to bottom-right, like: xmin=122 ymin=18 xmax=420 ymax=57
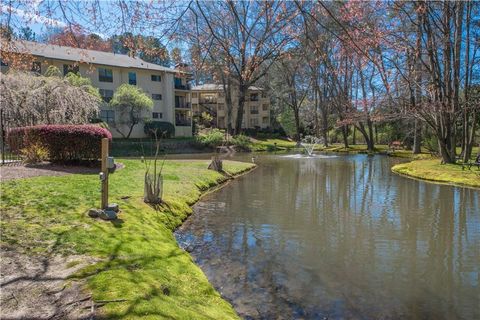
xmin=1 ymin=162 xmax=124 ymax=181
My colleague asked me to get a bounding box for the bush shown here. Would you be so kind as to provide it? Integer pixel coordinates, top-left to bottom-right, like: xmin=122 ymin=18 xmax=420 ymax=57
xmin=231 ymin=134 xmax=252 ymax=151
xmin=144 ymin=121 xmax=175 ymax=138
xmin=195 ymin=129 xmax=224 ymax=148
xmin=8 ymin=125 xmax=112 ymax=162
xmin=20 ymin=143 xmax=49 ymax=164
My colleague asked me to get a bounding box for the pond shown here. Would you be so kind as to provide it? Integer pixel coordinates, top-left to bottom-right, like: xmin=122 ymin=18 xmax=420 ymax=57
xmin=175 ymin=154 xmax=480 ymax=319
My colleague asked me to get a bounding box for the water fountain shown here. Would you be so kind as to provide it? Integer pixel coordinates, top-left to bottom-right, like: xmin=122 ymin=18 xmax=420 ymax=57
xmin=300 ymin=135 xmax=321 ymax=157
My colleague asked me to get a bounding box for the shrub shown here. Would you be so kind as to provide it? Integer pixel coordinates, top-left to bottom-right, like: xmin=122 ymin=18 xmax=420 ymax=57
xmin=8 ymin=125 xmax=112 ymax=162
xmin=195 ymin=129 xmax=224 ymax=148
xmin=20 ymin=143 xmax=49 ymax=164
xmin=144 ymin=121 xmax=175 ymax=138
xmin=231 ymin=134 xmax=252 ymax=151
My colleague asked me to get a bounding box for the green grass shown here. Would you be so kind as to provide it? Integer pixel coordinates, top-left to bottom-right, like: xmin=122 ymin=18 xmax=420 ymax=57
xmin=1 ymin=159 xmax=255 ymax=319
xmin=250 ymin=138 xmax=298 ymax=151
xmin=391 ymin=159 xmax=480 ymax=188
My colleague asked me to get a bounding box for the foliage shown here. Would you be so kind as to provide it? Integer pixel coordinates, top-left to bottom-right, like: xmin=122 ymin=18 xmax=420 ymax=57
xmin=195 ymin=128 xmax=224 ymax=148
xmin=277 ymin=108 xmax=299 ymax=139
xmin=0 ymin=71 xmax=100 ymax=127
xmin=109 ymin=84 xmax=154 ymax=138
xmin=8 ymin=125 xmax=112 ymax=162
xmin=65 ymin=72 xmax=101 ymax=99
xmin=20 ymin=142 xmax=49 ymax=164
xmin=144 ymin=121 xmax=175 ymax=138
xmin=0 ymin=159 xmax=254 ymax=319
xmin=231 ymin=134 xmax=252 ymax=151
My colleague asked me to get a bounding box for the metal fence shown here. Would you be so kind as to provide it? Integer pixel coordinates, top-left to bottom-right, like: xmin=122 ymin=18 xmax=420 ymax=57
xmin=0 ymin=109 xmax=22 ymax=165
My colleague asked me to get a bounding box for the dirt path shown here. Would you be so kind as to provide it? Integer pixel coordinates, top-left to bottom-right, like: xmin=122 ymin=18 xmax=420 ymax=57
xmin=1 ymin=162 xmax=124 ymax=181
xmin=0 ymin=247 xmax=98 ymax=319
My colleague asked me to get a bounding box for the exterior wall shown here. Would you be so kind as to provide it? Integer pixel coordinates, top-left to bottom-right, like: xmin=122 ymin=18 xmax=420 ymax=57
xmin=1 ymin=57 xmax=192 ymax=138
xmin=191 ymin=88 xmax=270 ymax=130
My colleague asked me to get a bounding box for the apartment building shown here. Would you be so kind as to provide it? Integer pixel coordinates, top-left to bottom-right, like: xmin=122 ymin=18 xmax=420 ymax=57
xmin=0 ymin=41 xmax=192 ymax=137
xmin=191 ymin=84 xmax=270 ymax=129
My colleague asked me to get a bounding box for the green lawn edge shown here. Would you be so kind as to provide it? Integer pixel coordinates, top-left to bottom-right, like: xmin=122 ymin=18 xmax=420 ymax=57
xmin=391 ymin=159 xmax=480 ymax=189
xmin=1 ymin=159 xmax=256 ymax=319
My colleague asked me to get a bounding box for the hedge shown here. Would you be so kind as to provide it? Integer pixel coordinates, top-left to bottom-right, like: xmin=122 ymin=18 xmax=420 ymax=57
xmin=7 ymin=125 xmax=112 ymax=162
xmin=144 ymin=121 xmax=175 ymax=138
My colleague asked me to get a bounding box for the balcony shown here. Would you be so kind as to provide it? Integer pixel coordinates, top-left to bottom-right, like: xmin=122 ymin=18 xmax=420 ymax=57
xmin=250 ymin=110 xmax=259 ymax=114
xmin=175 ymin=119 xmax=192 ymax=126
xmin=175 ymin=83 xmax=191 ymax=90
xmin=175 ymin=102 xmax=191 ymax=109
xmin=200 ymin=99 xmax=217 ymax=104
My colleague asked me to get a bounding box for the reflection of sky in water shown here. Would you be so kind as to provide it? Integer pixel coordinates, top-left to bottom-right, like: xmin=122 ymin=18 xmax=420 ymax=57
xmin=176 ymin=154 xmax=480 ymax=320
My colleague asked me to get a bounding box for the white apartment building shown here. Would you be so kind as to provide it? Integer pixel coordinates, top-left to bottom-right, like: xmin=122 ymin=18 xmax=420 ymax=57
xmin=191 ymin=84 xmax=270 ymax=129
xmin=0 ymin=41 xmax=192 ymax=138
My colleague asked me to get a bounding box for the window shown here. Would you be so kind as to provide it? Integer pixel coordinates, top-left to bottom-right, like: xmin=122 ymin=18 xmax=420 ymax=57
xmin=63 ymin=64 xmax=79 ymax=76
xmin=100 ymin=110 xmax=115 ymax=123
xmin=151 ymin=74 xmax=161 ymax=82
xmin=128 ymin=72 xmax=137 ymax=85
xmin=98 ymin=67 xmax=113 ymax=82
xmin=152 ymin=94 xmax=162 ymax=100
xmin=192 ymin=93 xmax=198 ymax=98
xmin=262 ymin=104 xmax=268 ymax=111
xmin=218 ymin=117 xmax=225 ymax=127
xmin=99 ymin=89 xmax=114 ymax=103
xmin=262 ymin=117 xmax=269 ymax=124
xmin=250 ymin=105 xmax=259 ymax=114
xmin=261 ymin=92 xmax=267 ymax=98
xmin=31 ymin=61 xmax=41 ymax=73
xmin=152 ymin=112 xmax=163 ymax=119
xmin=217 ymin=104 xmax=224 ymax=111
xmin=0 ymin=59 xmax=8 ymax=66
xmin=250 ymin=118 xmax=259 ymax=126
xmin=250 ymin=93 xmax=259 ymax=101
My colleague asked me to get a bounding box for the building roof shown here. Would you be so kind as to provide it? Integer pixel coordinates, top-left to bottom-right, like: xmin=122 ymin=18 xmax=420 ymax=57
xmin=192 ymin=83 xmax=264 ymax=91
xmin=5 ymin=40 xmax=185 ymax=74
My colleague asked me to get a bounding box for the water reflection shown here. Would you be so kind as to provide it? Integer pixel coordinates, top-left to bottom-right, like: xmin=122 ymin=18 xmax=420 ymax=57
xmin=175 ymin=155 xmax=480 ymax=319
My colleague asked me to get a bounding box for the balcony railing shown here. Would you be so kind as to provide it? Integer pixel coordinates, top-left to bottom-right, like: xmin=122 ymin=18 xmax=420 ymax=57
xmin=250 ymin=96 xmax=259 ymax=101
xmin=250 ymin=110 xmax=259 ymax=114
xmin=200 ymin=99 xmax=217 ymax=104
xmin=175 ymin=83 xmax=191 ymax=90
xmin=175 ymin=102 xmax=191 ymax=109
xmin=175 ymin=119 xmax=192 ymax=126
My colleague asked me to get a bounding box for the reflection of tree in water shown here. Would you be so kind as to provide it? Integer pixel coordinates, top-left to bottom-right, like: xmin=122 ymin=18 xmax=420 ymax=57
xmin=176 ymin=156 xmax=480 ymax=319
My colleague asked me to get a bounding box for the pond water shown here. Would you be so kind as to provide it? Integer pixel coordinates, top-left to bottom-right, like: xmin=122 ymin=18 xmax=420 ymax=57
xmin=175 ymin=154 xmax=480 ymax=319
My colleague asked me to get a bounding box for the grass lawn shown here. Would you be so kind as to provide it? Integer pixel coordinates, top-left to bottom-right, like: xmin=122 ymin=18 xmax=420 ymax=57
xmin=391 ymin=159 xmax=480 ymax=188
xmin=1 ymin=159 xmax=255 ymax=319
xmin=250 ymin=138 xmax=297 ymax=151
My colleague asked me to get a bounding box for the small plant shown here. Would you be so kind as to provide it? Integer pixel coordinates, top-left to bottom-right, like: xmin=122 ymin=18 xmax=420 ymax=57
xmin=231 ymin=134 xmax=252 ymax=151
xmin=20 ymin=143 xmax=49 ymax=164
xmin=143 ymin=129 xmax=166 ymax=204
xmin=195 ymin=128 xmax=224 ymax=148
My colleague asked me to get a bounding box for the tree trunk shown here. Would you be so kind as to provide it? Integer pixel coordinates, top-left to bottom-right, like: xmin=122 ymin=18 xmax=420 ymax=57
xmin=293 ymin=107 xmax=301 ymax=142
xmin=413 ymin=119 xmax=422 ymax=154
xmin=342 ymin=125 xmax=349 ymax=149
xmin=235 ymin=84 xmax=247 ymax=134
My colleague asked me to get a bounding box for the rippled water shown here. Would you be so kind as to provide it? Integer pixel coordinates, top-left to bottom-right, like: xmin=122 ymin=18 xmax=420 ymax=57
xmin=175 ymin=154 xmax=480 ymax=319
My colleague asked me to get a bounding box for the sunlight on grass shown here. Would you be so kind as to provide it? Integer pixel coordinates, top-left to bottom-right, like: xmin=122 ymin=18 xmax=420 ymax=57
xmin=392 ymin=159 xmax=480 ymax=188
xmin=1 ymin=159 xmax=254 ymax=319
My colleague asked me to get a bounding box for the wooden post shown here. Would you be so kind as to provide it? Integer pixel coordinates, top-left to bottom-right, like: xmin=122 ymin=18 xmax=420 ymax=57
xmin=101 ymin=138 xmax=109 ymax=209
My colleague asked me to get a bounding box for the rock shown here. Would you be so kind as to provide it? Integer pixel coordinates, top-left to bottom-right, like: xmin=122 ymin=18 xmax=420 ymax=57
xmin=88 ymin=208 xmax=102 ymax=218
xmin=99 ymin=210 xmax=117 ymax=220
xmin=107 ymin=203 xmax=119 ymax=213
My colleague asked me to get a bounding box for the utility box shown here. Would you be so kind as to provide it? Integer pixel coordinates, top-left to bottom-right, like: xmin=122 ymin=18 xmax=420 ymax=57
xmin=107 ymin=156 xmax=116 ymax=173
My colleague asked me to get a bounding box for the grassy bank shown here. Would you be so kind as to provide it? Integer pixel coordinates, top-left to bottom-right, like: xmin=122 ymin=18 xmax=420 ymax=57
xmin=392 ymin=159 xmax=480 ymax=188
xmin=1 ymin=159 xmax=255 ymax=319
